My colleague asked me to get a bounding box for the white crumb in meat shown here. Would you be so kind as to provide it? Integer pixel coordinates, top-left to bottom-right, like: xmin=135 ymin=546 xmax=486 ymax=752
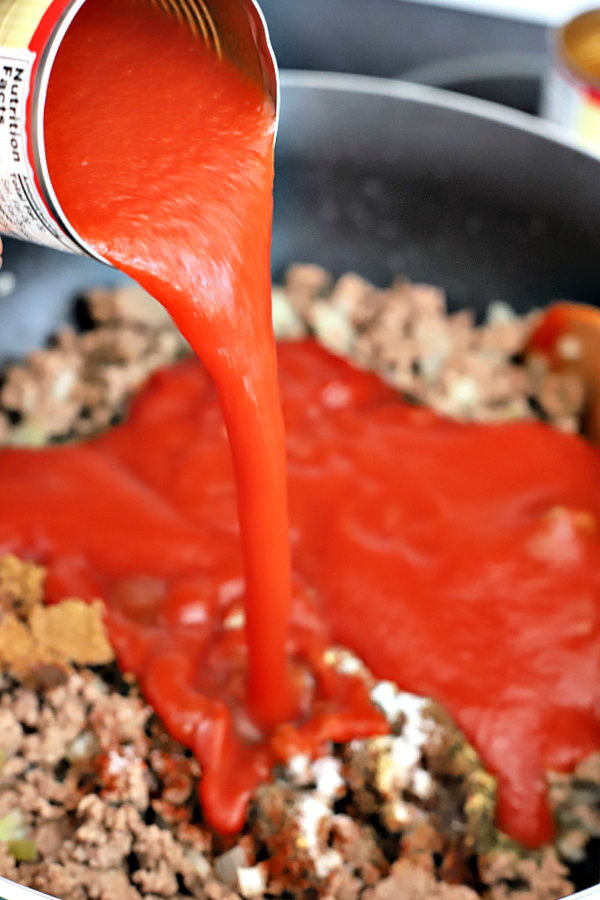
xmin=271 ymin=287 xmax=306 ymax=339
xmin=312 ymin=758 xmax=345 ymax=800
xmin=297 ymin=796 xmax=341 ymax=878
xmin=286 ymin=754 xmax=312 ymax=786
xmin=237 ymin=864 xmax=267 ymax=898
xmin=412 ymin=768 xmax=434 ymax=800
xmin=370 ymin=681 xmax=431 ymax=748
xmin=322 ymin=646 xmax=368 ymax=677
xmin=310 ymin=302 xmax=355 ymax=356
xmin=445 ymin=374 xmax=480 ymax=412
xmin=285 ymin=753 xmax=344 ymax=810
xmin=66 ymin=731 xmax=98 ymax=761
xmin=106 ymin=748 xmax=130 ymax=775
xmin=485 ymin=300 xmax=519 ymax=326
xmin=373 ymin=737 xmax=421 ymax=796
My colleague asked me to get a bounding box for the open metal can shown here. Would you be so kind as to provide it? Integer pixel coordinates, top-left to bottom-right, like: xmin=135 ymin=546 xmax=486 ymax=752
xmin=0 ymin=0 xmax=278 ymax=261
xmin=541 ymin=8 xmax=600 ymax=156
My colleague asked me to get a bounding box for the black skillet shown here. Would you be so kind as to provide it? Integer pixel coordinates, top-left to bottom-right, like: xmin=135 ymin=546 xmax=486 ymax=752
xmin=1 ymin=72 xmax=599 ymax=361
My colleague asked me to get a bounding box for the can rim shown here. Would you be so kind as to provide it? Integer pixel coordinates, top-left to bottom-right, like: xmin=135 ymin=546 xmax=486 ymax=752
xmin=244 ymin=0 xmax=279 ymax=115
xmin=30 ymin=0 xmax=107 ymax=263
xmin=29 ymin=0 xmax=280 ymax=265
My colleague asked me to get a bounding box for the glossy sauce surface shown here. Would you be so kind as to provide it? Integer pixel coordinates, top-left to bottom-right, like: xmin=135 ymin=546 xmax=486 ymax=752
xmin=42 ymin=0 xmax=387 ymax=832
xmin=0 ymin=342 xmax=599 ymax=846
xmin=44 ymin=0 xmax=296 ymax=730
xmin=28 ymin=0 xmax=600 ymax=849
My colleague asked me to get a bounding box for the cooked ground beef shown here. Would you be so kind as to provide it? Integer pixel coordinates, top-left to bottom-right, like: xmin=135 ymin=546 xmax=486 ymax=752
xmin=0 ymin=271 xmax=597 ymax=900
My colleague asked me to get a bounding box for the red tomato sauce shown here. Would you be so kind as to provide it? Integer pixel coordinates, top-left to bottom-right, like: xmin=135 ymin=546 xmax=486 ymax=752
xmin=43 ymin=0 xmax=296 ymax=732
xmin=11 ymin=0 xmax=595 ymax=849
xmin=1 ymin=342 xmax=599 ymax=846
xmin=42 ymin=0 xmax=388 ymax=833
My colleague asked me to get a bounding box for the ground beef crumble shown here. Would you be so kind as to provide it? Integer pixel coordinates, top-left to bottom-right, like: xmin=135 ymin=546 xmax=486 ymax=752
xmin=0 ymin=272 xmax=596 ymax=899
xmin=0 ymin=555 xmax=113 ymax=688
xmin=0 ymin=644 xmax=580 ymax=900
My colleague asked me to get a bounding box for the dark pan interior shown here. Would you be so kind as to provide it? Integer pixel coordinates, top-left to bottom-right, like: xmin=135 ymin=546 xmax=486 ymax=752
xmin=272 ymin=75 xmax=600 ymax=315
xmin=1 ymin=73 xmax=600 ymax=361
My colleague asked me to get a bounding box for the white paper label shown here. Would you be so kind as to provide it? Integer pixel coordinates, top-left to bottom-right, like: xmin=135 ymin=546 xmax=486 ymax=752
xmin=0 ymin=46 xmax=79 ymax=251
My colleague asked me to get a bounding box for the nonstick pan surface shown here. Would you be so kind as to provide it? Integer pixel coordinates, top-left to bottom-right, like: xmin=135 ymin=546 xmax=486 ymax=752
xmin=1 ymin=72 xmax=599 ymax=361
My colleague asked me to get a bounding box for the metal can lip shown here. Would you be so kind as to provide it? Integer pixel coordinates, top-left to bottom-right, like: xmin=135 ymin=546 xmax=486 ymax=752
xmin=28 ymin=0 xmax=280 ymax=265
xmin=30 ymin=0 xmax=102 ymax=262
xmin=550 ymin=7 xmax=600 ymax=93
xmin=245 ymin=0 xmax=279 ymax=112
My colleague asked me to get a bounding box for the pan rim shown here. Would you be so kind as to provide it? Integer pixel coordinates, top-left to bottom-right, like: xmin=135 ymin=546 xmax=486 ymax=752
xmin=278 ymin=69 xmax=600 ymax=163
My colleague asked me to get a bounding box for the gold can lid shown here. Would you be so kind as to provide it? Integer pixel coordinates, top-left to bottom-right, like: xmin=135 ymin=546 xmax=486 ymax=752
xmin=556 ymin=8 xmax=600 ymax=89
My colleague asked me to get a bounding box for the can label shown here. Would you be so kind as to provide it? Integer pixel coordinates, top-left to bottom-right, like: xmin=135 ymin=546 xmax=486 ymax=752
xmin=0 ymin=46 xmax=76 ymax=249
xmin=0 ymin=0 xmax=81 ymax=252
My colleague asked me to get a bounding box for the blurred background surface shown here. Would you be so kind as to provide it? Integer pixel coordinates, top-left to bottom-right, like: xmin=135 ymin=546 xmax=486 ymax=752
xmin=259 ymin=0 xmax=589 ymax=113
xmin=3 ymin=0 xmax=600 ymax=359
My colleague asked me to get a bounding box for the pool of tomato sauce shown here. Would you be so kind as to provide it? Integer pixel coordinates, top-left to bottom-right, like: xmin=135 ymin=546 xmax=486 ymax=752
xmin=2 ymin=0 xmax=594 ymax=850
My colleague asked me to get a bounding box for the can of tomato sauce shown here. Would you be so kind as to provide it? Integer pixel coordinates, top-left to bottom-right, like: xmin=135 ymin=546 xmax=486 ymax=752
xmin=0 ymin=0 xmax=277 ymax=261
xmin=542 ymin=8 xmax=600 ymax=155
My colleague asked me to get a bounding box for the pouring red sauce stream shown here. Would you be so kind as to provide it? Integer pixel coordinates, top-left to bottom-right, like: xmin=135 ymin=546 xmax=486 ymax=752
xmin=0 ymin=0 xmax=594 ymax=849
xmin=44 ymin=0 xmax=296 ymax=733
xmin=41 ymin=0 xmax=388 ymax=831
